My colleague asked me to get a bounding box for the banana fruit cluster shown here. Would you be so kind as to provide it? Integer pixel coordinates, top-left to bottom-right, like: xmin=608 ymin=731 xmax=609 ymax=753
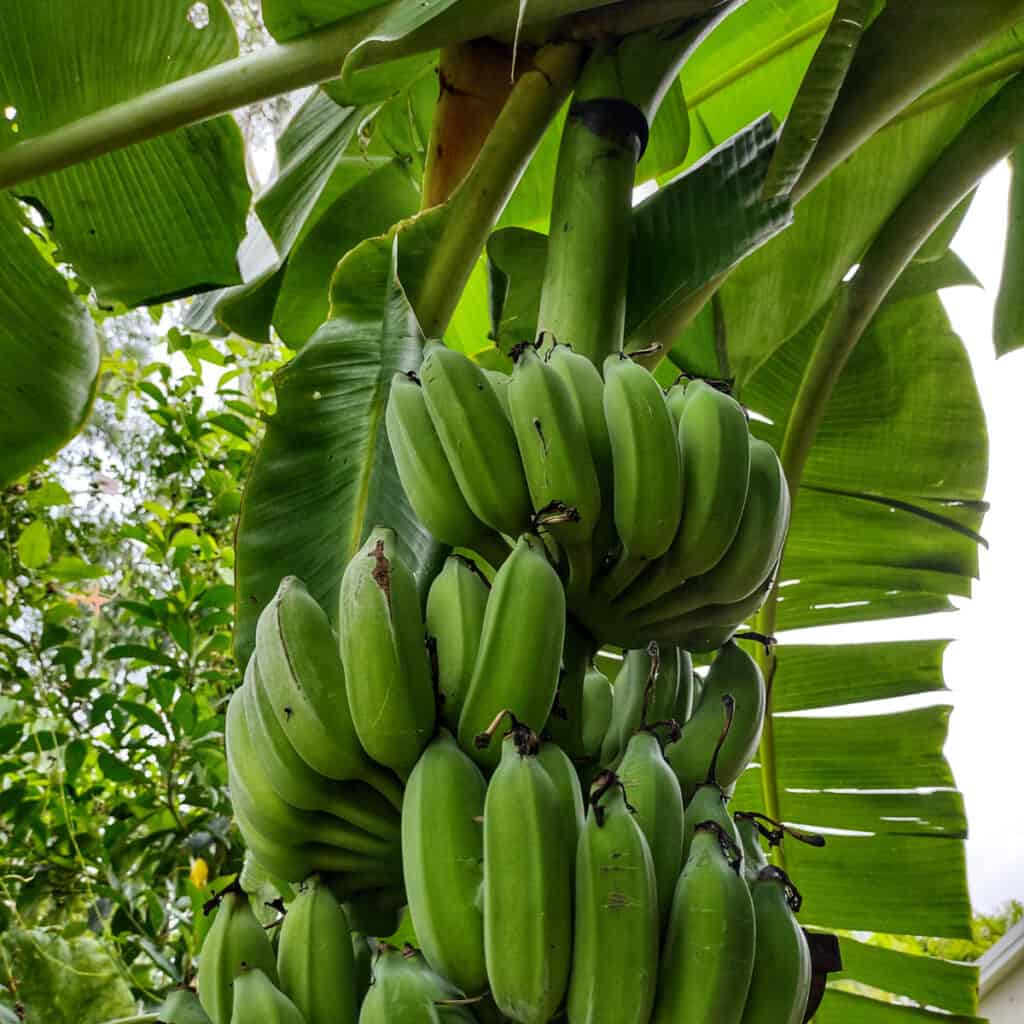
xmin=201 ymin=590 xmax=823 ymax=1023
xmin=387 ymin=341 xmax=790 ymax=651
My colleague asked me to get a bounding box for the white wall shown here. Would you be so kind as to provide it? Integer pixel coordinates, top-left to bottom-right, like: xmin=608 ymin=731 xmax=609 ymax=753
xmin=980 ymin=966 xmax=1024 ymax=1023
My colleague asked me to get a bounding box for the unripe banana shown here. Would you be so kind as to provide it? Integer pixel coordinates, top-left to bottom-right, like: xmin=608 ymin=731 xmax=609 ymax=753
xmin=615 ymin=730 xmax=685 ymax=931
xmin=734 ymin=812 xmax=771 ymax=886
xmin=664 ymin=379 xmax=688 ymax=425
xmin=741 ymin=867 xmax=812 ymax=1024
xmin=254 ymin=575 xmax=402 ymax=809
xmin=641 ymin=577 xmax=773 ymax=652
xmin=581 ymin=664 xmax=613 ymax=760
xmin=546 ymin=342 xmax=613 ymax=497
xmin=159 ymin=988 xmax=212 ymax=1024
xmin=484 ymin=727 xmax=572 ymax=1024
xmin=229 ymin=967 xmax=305 ymax=1024
xmin=599 ymin=645 xmax=679 ymax=768
xmin=197 ymin=887 xmax=278 ymax=1024
xmin=673 ymin=650 xmax=696 ymax=724
xmin=226 ymin=688 xmax=400 ymax=862
xmin=537 ymin=738 xmax=585 ymax=876
xmin=232 ymin=781 xmax=402 ymax=884
xmin=620 ymin=379 xmax=750 ymax=612
xmin=277 ymin=877 xmax=359 ymax=1024
xmin=633 ymin=436 xmax=789 ymax=624
xmin=652 ymin=821 xmax=756 ymax=1024
xmin=360 ymin=945 xmax=477 ymax=1023
xmin=682 ymin=781 xmax=742 ymax=866
xmin=338 ymin=527 xmax=436 ymax=774
xmin=427 ymin=556 xmax=490 ymax=734
xmin=567 ymin=773 xmax=659 ymax=1024
xmin=402 ymin=730 xmax=489 ymax=996
xmin=458 ymin=534 xmax=565 ymax=772
xmin=509 ymin=344 xmax=602 ymax=597
xmin=419 ymin=341 xmax=532 ymax=538
xmin=483 ymin=368 xmax=512 ymax=416
xmin=387 ymin=371 xmax=508 ymax=563
xmin=666 ymin=642 xmax=766 ymax=801
xmin=598 ymin=353 xmax=683 ymax=596
xmin=242 ymin=662 xmax=401 ymax=842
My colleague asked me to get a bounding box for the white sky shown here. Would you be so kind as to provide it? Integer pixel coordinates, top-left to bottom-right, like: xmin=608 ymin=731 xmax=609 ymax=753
xmin=780 ymin=163 xmax=1024 ymax=913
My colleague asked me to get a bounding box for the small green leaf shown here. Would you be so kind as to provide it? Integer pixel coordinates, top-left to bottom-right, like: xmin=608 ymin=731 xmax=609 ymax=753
xmin=16 ymin=520 xmax=51 ymax=568
xmin=105 ymin=644 xmax=178 ymax=669
xmin=48 ymin=556 xmax=105 ymax=581
xmin=26 ymin=481 xmax=71 ymax=507
xmin=64 ymin=739 xmax=87 ymax=785
xmin=119 ymin=700 xmax=168 ymax=737
xmin=97 ymin=751 xmax=136 ymax=784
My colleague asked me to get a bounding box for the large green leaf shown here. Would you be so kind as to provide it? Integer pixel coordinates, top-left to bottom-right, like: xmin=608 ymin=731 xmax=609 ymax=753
xmin=233 ymin=234 xmax=442 ymax=665
xmin=0 ymin=195 xmax=99 ymax=486
xmin=626 ymin=115 xmax=792 ymax=353
xmin=0 ymin=0 xmax=250 ymax=306
xmin=743 ymin=291 xmax=986 ymax=632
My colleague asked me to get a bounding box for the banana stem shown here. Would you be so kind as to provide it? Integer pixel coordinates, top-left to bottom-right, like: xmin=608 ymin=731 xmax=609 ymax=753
xmin=412 ymin=42 xmax=585 ymax=338
xmin=537 ymin=10 xmax=735 ymax=366
xmin=754 ymin=71 xmax=1024 ymax=862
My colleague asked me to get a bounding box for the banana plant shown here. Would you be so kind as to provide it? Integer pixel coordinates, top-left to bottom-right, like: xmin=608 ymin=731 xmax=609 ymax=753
xmin=2 ymin=0 xmax=1023 ymax=1019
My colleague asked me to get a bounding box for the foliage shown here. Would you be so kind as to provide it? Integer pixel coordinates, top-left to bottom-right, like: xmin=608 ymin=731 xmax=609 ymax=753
xmin=1 ymin=0 xmax=1023 ymax=1020
xmin=0 ymin=309 xmax=280 ymax=1003
xmin=0 ymin=928 xmax=136 ymax=1024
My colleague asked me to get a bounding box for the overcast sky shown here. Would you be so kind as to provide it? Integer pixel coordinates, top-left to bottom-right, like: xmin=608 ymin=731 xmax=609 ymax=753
xmin=780 ymin=163 xmax=1024 ymax=914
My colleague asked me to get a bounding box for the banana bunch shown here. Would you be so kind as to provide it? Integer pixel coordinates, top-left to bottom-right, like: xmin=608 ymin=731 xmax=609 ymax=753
xmin=386 ymin=341 xmax=789 ymax=653
xmin=227 ymin=574 xmax=405 ymax=898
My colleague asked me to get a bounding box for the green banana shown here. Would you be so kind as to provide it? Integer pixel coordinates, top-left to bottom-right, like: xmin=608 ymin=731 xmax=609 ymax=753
xmin=673 ymin=650 xmax=696 ymax=724
xmin=546 ymin=342 xmax=613 ymax=497
xmin=483 ymin=726 xmax=573 ymax=1024
xmin=741 ymin=867 xmax=812 ymax=1024
xmin=580 ymin=663 xmax=613 ymax=760
xmin=197 ymin=886 xmax=278 ymax=1024
xmin=632 ymin=436 xmax=789 ymax=624
xmin=159 ymin=988 xmax=212 ymax=1024
xmin=277 ymin=876 xmax=359 ymax=1024
xmin=641 ymin=577 xmax=774 ymax=652
xmin=667 ymin=641 xmax=766 ymax=801
xmin=402 ymin=730 xmax=489 ymax=996
xmin=735 ymin=812 xmax=772 ymax=885
xmin=338 ymin=527 xmax=436 ymax=774
xmin=242 ymin=662 xmax=401 ymax=842
xmin=652 ymin=821 xmax=756 ymax=1024
xmin=387 ymin=370 xmax=505 ymax=562
xmin=599 ymin=645 xmax=679 ymax=768
xmin=253 ymin=575 xmax=402 ymax=809
xmin=419 ymin=341 xmax=533 ymax=538
xmin=458 ymin=534 xmax=565 ymax=772
xmin=226 ymin=688 xmax=400 ymax=861
xmin=427 ymin=556 xmax=491 ymax=734
xmin=678 ymin=696 xmax=744 ymax=866
xmin=537 ymin=737 xmax=586 ymax=875
xmin=508 ymin=344 xmax=602 ymax=597
xmin=615 ymin=730 xmax=685 ymax=931
xmin=483 ymin=368 xmax=512 ymax=416
xmin=234 ymin=793 xmax=402 ymax=884
xmin=598 ymin=353 xmax=683 ymax=596
xmin=620 ymin=379 xmax=751 ymax=612
xmin=359 ymin=945 xmax=477 ymax=1023
xmin=229 ymin=967 xmax=305 ymax=1024
xmin=567 ymin=773 xmax=659 ymax=1024
xmin=664 ymin=378 xmax=688 ymax=425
